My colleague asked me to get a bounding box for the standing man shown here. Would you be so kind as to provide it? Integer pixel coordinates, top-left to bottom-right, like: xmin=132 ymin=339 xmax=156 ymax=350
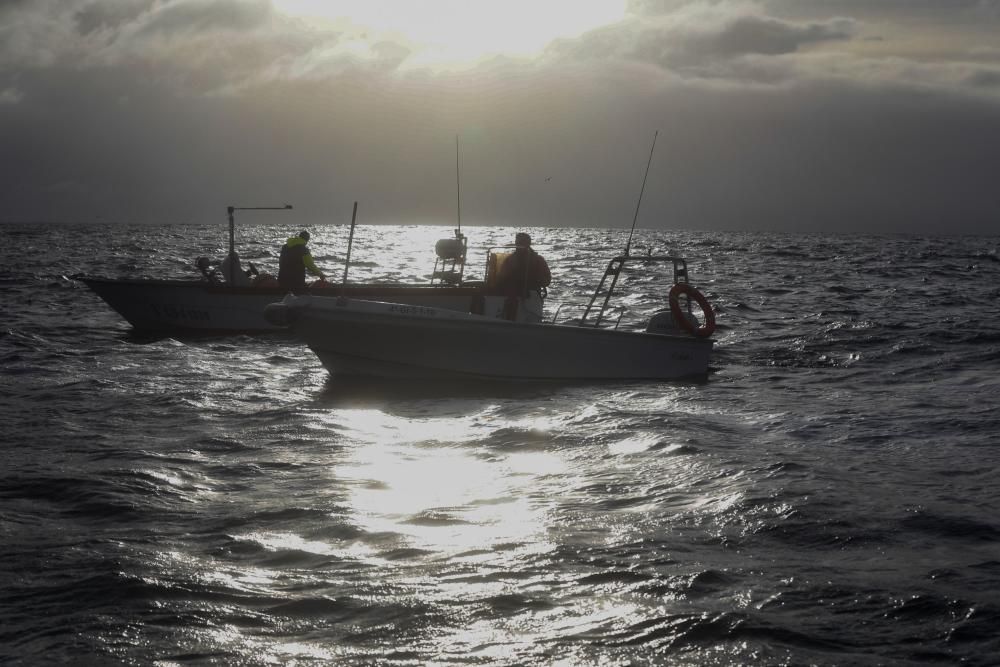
xmin=278 ymin=230 xmax=326 ymax=290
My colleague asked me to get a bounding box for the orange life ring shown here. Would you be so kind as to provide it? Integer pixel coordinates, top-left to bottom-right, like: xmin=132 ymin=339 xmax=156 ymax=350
xmin=668 ymin=283 xmax=716 ymax=338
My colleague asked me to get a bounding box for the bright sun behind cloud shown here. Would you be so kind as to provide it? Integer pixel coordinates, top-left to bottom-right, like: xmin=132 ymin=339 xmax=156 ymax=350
xmin=272 ymin=0 xmax=627 ymax=67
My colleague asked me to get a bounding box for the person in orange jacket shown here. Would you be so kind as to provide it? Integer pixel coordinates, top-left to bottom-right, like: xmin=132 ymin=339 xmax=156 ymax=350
xmin=497 ymin=232 xmax=551 ymax=320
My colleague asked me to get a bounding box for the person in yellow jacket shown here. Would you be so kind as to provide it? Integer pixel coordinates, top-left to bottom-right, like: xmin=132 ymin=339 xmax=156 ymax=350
xmin=278 ymin=231 xmax=326 ymax=289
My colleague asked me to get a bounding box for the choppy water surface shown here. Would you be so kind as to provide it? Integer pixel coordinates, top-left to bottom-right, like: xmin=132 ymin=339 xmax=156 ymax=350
xmin=2 ymin=222 xmax=999 ymax=665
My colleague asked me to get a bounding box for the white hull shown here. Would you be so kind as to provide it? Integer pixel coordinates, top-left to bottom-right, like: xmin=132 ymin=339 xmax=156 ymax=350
xmin=269 ymin=295 xmax=713 ymax=381
xmin=78 ymin=277 xmax=485 ymax=333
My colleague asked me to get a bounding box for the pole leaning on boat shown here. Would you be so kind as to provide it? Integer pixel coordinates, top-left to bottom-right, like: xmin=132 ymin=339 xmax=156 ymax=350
xmin=340 ymin=201 xmax=359 ymax=299
xmin=226 ymin=204 xmax=293 ymax=284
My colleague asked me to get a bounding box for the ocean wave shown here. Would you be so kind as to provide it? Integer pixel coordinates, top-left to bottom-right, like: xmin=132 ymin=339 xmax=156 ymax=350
xmin=4 ymin=224 xmax=1000 ymax=665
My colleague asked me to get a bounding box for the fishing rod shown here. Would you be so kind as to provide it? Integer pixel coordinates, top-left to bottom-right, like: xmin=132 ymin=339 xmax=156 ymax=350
xmin=579 ymin=131 xmax=659 ymax=326
xmin=455 ymin=135 xmax=462 ymax=235
xmin=623 ymin=130 xmax=659 ymax=256
xmin=226 ymin=204 xmax=292 ymax=284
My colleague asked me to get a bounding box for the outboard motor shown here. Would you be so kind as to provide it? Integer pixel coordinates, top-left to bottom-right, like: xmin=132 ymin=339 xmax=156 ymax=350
xmin=435 ymin=237 xmax=465 ymax=260
xmin=431 ymin=230 xmax=468 ymax=285
xmin=646 ymin=309 xmax=697 ymax=335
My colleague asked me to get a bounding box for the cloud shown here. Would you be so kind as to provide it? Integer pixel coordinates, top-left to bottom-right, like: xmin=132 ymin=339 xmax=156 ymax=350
xmin=129 ymin=0 xmax=271 ymax=38
xmin=1 ymin=0 xmax=998 ymax=234
xmin=628 ymin=0 xmax=1000 ymax=19
xmin=763 ymin=0 xmax=1000 ymax=17
xmin=0 ymin=86 xmax=23 ymax=104
xmin=1 ymin=0 xmax=343 ymax=92
xmin=701 ymin=13 xmax=856 ymax=56
xmin=546 ymin=6 xmax=858 ymax=80
xmin=73 ymin=0 xmax=158 ymax=36
xmin=969 ymin=68 xmax=1000 ymax=88
xmin=0 ymin=0 xmax=74 ymax=68
xmin=543 ymin=2 xmax=1000 ymax=101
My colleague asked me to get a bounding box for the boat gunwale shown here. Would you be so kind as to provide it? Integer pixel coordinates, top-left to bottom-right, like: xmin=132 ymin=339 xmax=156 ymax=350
xmin=76 ymin=275 xmax=486 ymax=296
xmin=288 ymin=297 xmax=716 ymax=345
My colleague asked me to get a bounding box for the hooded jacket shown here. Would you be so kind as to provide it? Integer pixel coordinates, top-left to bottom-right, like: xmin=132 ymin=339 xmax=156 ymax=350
xmin=278 ymin=236 xmax=323 ymax=289
xmin=496 ymin=247 xmax=551 ymax=297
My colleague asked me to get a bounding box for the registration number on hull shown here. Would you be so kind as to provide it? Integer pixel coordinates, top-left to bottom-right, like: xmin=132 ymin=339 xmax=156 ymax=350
xmin=149 ymin=303 xmax=211 ymax=322
xmin=388 ymin=304 xmax=437 ymax=317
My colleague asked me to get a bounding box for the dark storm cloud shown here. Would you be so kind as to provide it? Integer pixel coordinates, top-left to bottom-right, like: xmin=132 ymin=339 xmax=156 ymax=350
xmin=767 ymin=0 xmax=1000 ymax=15
xmin=0 ymin=0 xmax=32 ymax=11
xmin=699 ymin=14 xmax=856 ymax=56
xmin=1 ymin=0 xmax=999 ymax=235
xmin=970 ymin=69 xmax=1000 ymax=87
xmin=2 ymin=1 xmax=329 ymax=83
xmin=631 ymin=0 xmax=1000 ymax=18
xmin=129 ymin=0 xmax=271 ymax=37
xmin=546 ymin=12 xmax=857 ymax=73
xmin=73 ymin=1 xmax=158 ymax=36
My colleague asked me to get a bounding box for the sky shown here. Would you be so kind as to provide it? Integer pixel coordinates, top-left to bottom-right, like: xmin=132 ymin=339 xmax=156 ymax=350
xmin=1 ymin=0 xmax=999 ymax=235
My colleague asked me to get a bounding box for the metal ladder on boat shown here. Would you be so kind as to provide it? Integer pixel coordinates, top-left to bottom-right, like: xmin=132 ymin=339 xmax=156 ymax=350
xmin=578 ymin=254 xmax=689 ymax=328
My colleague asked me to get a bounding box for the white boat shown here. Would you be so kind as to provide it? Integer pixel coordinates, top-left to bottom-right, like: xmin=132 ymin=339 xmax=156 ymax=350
xmin=264 ymin=254 xmax=716 ymax=381
xmin=77 ymin=204 xmax=482 ymax=334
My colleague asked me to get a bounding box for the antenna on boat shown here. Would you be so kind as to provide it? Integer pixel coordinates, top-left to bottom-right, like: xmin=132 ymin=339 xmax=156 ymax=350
xmin=455 ymin=134 xmax=462 ymax=235
xmin=430 ymin=138 xmax=469 ymax=286
xmin=624 ymin=130 xmax=659 ymax=257
xmin=226 ymin=204 xmax=292 ymax=284
xmin=340 ymin=201 xmax=359 ymax=298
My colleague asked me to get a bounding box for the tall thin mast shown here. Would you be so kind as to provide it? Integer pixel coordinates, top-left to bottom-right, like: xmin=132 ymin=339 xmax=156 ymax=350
xmin=624 ymin=130 xmax=659 ymax=256
xmin=455 ymin=135 xmax=462 ymax=233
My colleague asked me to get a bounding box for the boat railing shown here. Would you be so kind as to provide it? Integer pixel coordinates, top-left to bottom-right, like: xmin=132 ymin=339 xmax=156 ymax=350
xmin=552 ymin=302 xmax=627 ymax=328
xmin=578 ymin=254 xmax=689 ymax=329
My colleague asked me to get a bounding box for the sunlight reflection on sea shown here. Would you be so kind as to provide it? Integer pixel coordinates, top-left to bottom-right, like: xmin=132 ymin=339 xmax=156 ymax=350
xmin=2 ymin=223 xmax=1000 ymax=665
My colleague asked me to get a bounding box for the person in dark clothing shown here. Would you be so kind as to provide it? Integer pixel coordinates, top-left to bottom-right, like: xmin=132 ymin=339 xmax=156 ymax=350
xmin=278 ymin=231 xmax=326 ymax=290
xmin=496 ymin=232 xmax=551 ymax=320
xmin=497 ymin=232 xmax=551 ymax=296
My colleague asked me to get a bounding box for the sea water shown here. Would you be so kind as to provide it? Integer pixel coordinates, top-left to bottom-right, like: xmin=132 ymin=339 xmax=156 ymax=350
xmin=1 ymin=222 xmax=998 ymax=665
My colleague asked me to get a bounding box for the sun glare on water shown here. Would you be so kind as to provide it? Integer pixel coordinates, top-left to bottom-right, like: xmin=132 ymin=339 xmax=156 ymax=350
xmin=273 ymin=0 xmax=626 ymax=67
